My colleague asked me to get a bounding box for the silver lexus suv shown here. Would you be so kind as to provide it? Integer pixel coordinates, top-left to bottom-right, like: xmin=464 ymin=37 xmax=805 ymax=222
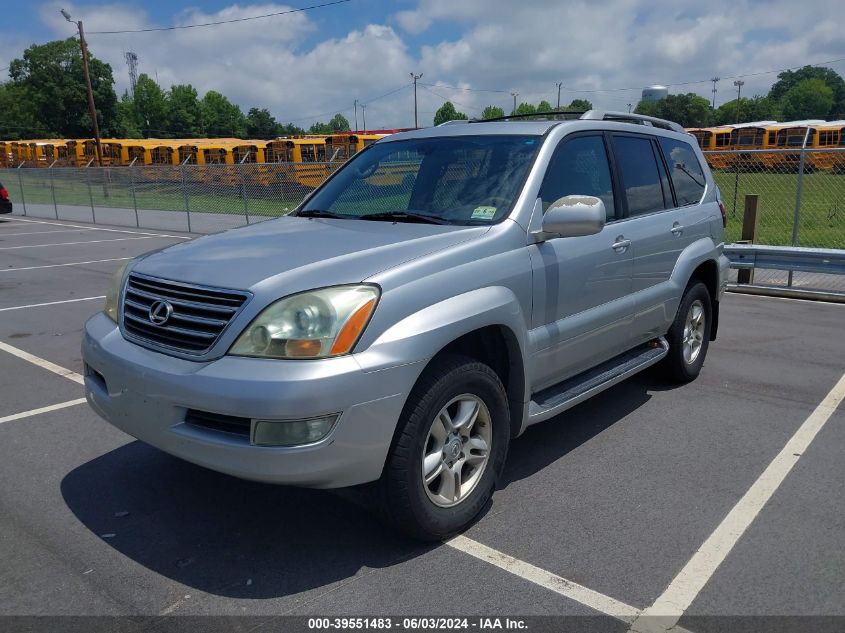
xmin=83 ymin=111 xmax=729 ymax=540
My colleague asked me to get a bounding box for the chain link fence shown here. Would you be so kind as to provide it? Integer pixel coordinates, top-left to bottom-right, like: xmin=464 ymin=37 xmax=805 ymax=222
xmin=705 ymin=147 xmax=845 ymax=295
xmin=1 ymin=162 xmax=342 ymax=234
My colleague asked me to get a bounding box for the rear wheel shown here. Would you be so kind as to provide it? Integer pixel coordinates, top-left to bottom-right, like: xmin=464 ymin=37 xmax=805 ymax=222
xmin=380 ymin=355 xmax=509 ymax=540
xmin=661 ymin=281 xmax=712 ymax=383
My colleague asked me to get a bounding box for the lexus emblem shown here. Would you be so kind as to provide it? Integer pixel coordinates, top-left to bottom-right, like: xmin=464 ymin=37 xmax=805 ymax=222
xmin=148 ymin=300 xmax=173 ymax=325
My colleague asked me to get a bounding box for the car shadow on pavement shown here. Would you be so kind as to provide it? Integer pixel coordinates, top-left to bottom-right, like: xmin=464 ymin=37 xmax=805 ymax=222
xmin=59 ymin=372 xmax=676 ymax=599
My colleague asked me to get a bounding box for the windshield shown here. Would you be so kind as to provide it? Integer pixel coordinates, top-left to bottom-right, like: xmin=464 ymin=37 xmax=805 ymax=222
xmin=299 ymin=135 xmax=540 ymax=225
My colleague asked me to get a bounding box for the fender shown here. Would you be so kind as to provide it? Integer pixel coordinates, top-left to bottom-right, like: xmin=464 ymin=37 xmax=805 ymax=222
xmin=356 ymin=285 xmax=529 ymax=374
xmin=665 ymin=237 xmax=722 ymax=317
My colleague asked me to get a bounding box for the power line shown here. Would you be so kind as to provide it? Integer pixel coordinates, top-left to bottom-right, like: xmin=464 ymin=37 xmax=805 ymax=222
xmin=87 ymin=0 xmax=352 ymax=35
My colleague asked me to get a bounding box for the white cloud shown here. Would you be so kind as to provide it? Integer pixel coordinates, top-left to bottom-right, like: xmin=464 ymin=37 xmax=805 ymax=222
xmin=4 ymin=0 xmax=843 ymax=131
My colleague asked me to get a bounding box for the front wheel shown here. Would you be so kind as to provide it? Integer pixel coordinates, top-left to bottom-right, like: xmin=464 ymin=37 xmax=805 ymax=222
xmin=380 ymin=355 xmax=510 ymax=540
xmin=661 ymin=281 xmax=712 ymax=383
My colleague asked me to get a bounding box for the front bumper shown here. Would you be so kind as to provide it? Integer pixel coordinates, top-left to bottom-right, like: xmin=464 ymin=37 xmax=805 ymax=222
xmin=82 ymin=312 xmax=424 ymax=488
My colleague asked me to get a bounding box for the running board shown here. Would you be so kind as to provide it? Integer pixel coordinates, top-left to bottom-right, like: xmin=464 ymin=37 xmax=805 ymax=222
xmin=527 ymin=337 xmax=669 ymax=425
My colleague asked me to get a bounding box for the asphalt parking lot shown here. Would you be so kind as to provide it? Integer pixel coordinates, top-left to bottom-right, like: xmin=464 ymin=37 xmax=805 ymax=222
xmin=0 ymin=213 xmax=843 ymax=632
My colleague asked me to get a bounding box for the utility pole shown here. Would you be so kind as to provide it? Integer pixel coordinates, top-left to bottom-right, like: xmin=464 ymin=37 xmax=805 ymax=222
xmin=627 ymin=103 xmax=633 ymax=113
xmin=733 ymin=80 xmax=744 ymax=123
xmin=361 ymin=104 xmax=366 ymax=132
xmin=555 ymin=82 xmax=563 ymax=110
xmin=354 ymin=99 xmax=358 ymax=132
xmin=125 ymin=52 xmax=139 ymax=98
xmin=410 ymin=72 xmax=423 ymax=128
xmin=710 ymin=76 xmax=720 ymax=109
xmin=511 ymin=92 xmax=519 ymax=114
xmin=62 ymin=9 xmax=103 ymax=166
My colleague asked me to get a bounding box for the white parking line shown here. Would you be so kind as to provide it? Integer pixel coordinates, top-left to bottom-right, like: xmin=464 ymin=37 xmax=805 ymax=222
xmin=0 ymin=340 xmax=85 ymax=384
xmin=0 ymin=228 xmax=97 ymax=236
xmin=0 ymin=296 xmax=105 ymax=312
xmin=11 ymin=217 xmax=191 ymax=240
xmin=0 ymin=399 xmax=87 ymax=425
xmin=0 ymin=257 xmax=131 ymax=273
xmin=630 ymin=371 xmax=845 ymax=633
xmin=447 ymin=535 xmax=642 ymax=624
xmin=0 ymin=236 xmax=156 ymax=250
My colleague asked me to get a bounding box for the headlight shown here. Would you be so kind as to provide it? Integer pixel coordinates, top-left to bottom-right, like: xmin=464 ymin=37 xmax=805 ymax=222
xmin=104 ymin=261 xmax=130 ymax=322
xmin=229 ymin=285 xmax=379 ymax=359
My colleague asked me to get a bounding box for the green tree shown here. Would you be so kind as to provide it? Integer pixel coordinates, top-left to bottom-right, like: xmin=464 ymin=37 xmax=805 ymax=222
xmin=8 ymin=37 xmax=118 ymax=137
xmin=114 ymin=91 xmax=142 ymax=138
xmin=634 ymin=93 xmax=711 ymax=127
xmin=780 ymin=79 xmax=834 ymax=120
xmin=514 ymin=102 xmax=536 ymax=116
xmin=567 ymin=99 xmax=593 ymax=111
xmin=433 ymin=101 xmax=468 ymax=125
xmin=278 ymin=122 xmax=306 ymax=136
xmin=167 ymin=84 xmax=202 ymax=137
xmin=769 ymin=65 xmax=845 ymax=117
xmin=536 ymin=100 xmax=553 ymax=113
xmin=481 ymin=105 xmax=505 ymax=119
xmin=0 ymin=82 xmax=43 ymax=140
xmin=133 ymin=74 xmax=168 ymax=136
xmin=328 ymin=113 xmax=351 ymax=131
xmin=245 ymin=107 xmax=278 ymax=138
xmin=201 ymin=90 xmax=246 ymax=137
xmin=713 ymin=95 xmax=779 ymax=125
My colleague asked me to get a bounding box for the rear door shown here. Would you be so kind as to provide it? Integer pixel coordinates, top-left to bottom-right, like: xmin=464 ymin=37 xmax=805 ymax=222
xmin=611 ymin=134 xmax=707 ymax=342
xmin=528 ymin=134 xmax=634 ymax=391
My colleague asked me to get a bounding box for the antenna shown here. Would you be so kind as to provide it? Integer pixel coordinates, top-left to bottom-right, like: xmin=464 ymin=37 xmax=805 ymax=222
xmin=125 ymin=51 xmax=139 ymax=98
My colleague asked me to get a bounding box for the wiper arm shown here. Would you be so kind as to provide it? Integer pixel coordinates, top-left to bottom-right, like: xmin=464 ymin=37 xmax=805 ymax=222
xmin=296 ymin=209 xmax=354 ymax=219
xmin=359 ymin=211 xmax=449 ymax=225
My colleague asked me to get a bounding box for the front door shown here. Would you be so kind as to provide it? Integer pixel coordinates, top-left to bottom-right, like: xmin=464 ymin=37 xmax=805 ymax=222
xmin=528 ymin=134 xmax=634 ymax=392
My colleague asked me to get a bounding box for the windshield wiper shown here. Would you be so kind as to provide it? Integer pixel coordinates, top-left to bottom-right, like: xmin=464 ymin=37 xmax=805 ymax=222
xmin=296 ymin=209 xmax=354 ymax=219
xmin=359 ymin=211 xmax=449 ymax=225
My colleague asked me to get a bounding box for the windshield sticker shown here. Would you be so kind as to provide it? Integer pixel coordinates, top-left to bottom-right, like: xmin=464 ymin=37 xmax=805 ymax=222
xmin=471 ymin=206 xmax=497 ymax=220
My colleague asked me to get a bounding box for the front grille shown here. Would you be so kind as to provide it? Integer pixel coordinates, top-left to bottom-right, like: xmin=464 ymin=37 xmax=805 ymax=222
xmin=122 ymin=273 xmax=250 ymax=355
xmin=185 ymin=409 xmax=251 ymax=437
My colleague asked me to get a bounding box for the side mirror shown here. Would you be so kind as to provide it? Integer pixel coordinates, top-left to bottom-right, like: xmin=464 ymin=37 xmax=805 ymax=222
xmin=541 ymin=195 xmax=606 ymax=238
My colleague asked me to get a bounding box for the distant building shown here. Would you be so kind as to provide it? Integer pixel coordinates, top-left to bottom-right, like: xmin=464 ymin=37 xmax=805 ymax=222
xmin=642 ymin=85 xmax=669 ymax=103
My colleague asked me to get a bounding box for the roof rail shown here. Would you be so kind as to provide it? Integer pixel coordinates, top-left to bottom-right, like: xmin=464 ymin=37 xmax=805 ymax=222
xmin=436 ymin=120 xmax=471 ymax=127
xmin=579 ymin=110 xmax=686 ymax=133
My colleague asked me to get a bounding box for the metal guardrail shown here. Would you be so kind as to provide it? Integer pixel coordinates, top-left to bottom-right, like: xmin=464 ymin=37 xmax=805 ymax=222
xmin=725 ymin=243 xmax=845 ymax=302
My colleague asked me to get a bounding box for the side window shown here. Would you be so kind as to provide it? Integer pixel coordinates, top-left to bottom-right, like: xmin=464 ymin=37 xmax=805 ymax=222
xmin=659 ymin=137 xmax=706 ymax=206
xmin=539 ymin=135 xmax=615 ymax=220
xmin=612 ymin=135 xmax=668 ymax=216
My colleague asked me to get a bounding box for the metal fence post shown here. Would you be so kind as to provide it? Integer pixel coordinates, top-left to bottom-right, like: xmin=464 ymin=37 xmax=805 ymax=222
xmin=48 ymin=160 xmax=59 ymax=219
xmin=85 ymin=162 xmax=96 ymax=223
xmin=128 ymin=157 xmax=140 ymax=227
xmin=241 ymin=168 xmax=250 ymax=225
xmin=16 ymin=162 xmax=27 ymax=216
xmin=181 ymin=161 xmax=192 ymax=233
xmin=787 ymin=129 xmax=811 ymax=287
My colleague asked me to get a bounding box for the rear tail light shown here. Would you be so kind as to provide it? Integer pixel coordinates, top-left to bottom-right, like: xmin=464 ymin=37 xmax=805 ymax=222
xmin=718 ymin=200 xmax=727 ymax=228
xmin=0 ymin=188 xmax=8 ymax=201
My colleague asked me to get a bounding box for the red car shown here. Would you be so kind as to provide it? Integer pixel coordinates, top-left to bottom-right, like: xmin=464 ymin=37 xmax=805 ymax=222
xmin=0 ymin=182 xmax=12 ymax=214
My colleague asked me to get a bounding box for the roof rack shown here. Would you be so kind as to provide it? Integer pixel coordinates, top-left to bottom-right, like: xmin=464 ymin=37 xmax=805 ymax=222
xmin=436 ymin=120 xmax=472 ymax=127
xmin=462 ymin=109 xmax=685 ymax=132
xmin=579 ymin=110 xmax=686 ymax=133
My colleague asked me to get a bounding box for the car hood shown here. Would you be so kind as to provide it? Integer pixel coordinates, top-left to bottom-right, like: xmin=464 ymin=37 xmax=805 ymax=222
xmin=133 ymin=216 xmax=489 ymax=293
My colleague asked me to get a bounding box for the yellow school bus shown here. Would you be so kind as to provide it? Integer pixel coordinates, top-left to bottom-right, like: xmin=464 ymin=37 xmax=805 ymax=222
xmin=687 ymin=126 xmax=733 ymax=170
xmin=728 ymin=121 xmax=783 ymax=170
xmin=802 ymin=121 xmax=845 ymax=173
xmin=266 ymin=138 xmax=329 ymax=188
xmin=0 ymin=142 xmax=9 ymax=167
xmin=768 ymin=121 xmax=827 ymax=172
xmin=324 ymin=133 xmax=389 ymax=162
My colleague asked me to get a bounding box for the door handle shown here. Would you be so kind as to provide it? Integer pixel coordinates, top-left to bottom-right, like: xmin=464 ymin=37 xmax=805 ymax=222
xmin=670 ymin=222 xmax=684 ymax=236
xmin=612 ymin=236 xmax=631 ymax=252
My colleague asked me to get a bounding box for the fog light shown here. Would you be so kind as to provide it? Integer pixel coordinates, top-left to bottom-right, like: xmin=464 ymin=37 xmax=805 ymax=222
xmin=251 ymin=414 xmax=339 ymax=447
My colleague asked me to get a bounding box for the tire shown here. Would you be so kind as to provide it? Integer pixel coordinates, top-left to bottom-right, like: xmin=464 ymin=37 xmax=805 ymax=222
xmin=379 ymin=354 xmax=510 ymax=540
xmin=661 ymin=281 xmax=712 ymax=383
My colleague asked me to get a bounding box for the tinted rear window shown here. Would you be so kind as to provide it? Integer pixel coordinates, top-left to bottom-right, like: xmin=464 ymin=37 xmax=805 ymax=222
xmin=659 ymin=137 xmax=706 ymax=206
xmin=613 ymin=136 xmax=668 ymax=216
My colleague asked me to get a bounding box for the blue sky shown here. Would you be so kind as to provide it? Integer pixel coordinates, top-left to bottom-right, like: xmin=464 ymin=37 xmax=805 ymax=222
xmin=2 ymin=0 xmax=842 ymax=130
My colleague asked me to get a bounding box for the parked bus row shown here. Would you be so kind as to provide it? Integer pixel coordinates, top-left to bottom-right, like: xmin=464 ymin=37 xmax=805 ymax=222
xmin=686 ymin=120 xmax=845 ymax=173
xmin=0 ymin=133 xmax=389 ymax=169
